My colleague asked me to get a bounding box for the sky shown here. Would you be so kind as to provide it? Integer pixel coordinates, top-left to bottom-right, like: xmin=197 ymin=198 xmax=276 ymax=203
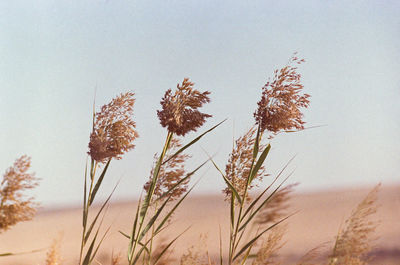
xmin=1 ymin=0 xmax=399 ymax=207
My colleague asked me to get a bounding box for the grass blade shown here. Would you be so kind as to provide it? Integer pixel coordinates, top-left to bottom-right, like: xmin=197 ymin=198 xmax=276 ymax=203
xmin=238 ymin=175 xmax=290 ymax=232
xmin=153 ymin=227 xmax=190 ymax=265
xmin=162 ymin=119 xmax=226 ymax=165
xmin=240 ymin=156 xmax=294 ymax=222
xmin=89 ymin=159 xmax=111 ymax=206
xmin=84 ymin=183 xmax=117 ymax=244
xmin=138 ymin=196 xmax=171 ymax=242
xmin=82 ymin=227 xmax=99 ymax=265
xmin=219 ymin=225 xmax=223 ymax=265
xmin=128 ymin=195 xmax=142 ymax=259
xmin=249 ymin=144 xmax=271 ymax=184
xmin=83 ymin=158 xmax=88 ymax=227
xmin=210 ymin=158 xmax=242 ymax=205
xmin=89 ymin=225 xmax=111 ymax=263
xmin=139 ymin=133 xmax=172 ymax=221
xmin=155 ymin=158 xmax=209 ymax=203
xmin=155 ymin=185 xmax=195 ymax=234
xmin=0 ymin=249 xmax=44 ymax=257
xmin=233 ymin=213 xmax=294 ymax=261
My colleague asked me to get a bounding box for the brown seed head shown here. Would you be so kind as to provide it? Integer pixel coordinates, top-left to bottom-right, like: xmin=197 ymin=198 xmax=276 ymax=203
xmin=45 ymin=236 xmax=63 ymax=265
xmin=330 ymin=184 xmax=380 ymax=265
xmin=88 ymin=92 xmax=138 ymax=163
xmin=254 ymin=54 xmax=310 ymax=135
xmin=157 ymin=78 xmax=211 ymax=136
xmin=252 ymin=227 xmax=286 ymax=265
xmin=223 ymin=127 xmax=268 ymax=202
xmin=0 ymin=155 xmax=38 ymax=233
xmin=144 ymin=137 xmax=190 ymax=202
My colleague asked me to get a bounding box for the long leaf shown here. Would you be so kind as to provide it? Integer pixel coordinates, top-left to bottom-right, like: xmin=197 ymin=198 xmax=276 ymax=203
xmin=155 ymin=185 xmax=195 ymax=234
xmin=162 ymin=119 xmax=226 ymax=165
xmin=155 ymin=158 xmax=209 ymax=203
xmin=153 ymin=227 xmax=190 ymax=265
xmin=210 ymin=158 xmax=242 ymax=205
xmin=219 ymin=225 xmax=223 ymax=265
xmin=0 ymin=249 xmax=44 ymax=257
xmin=233 ymin=214 xmax=294 ymax=261
xmin=248 ymin=144 xmax=271 ymax=184
xmin=238 ymin=175 xmax=291 ymax=232
xmin=240 ymin=156 xmax=295 ymax=222
xmin=120 ymin=231 xmax=151 ymax=254
xmin=82 ymin=227 xmax=100 ymax=265
xmin=139 ymin=133 xmax=172 ymax=221
xmin=131 ymin=237 xmax=154 ymax=265
xmin=89 ymin=225 xmax=111 ymax=263
xmin=89 ymin=159 xmax=111 ymax=206
xmin=84 ymin=183 xmax=117 ymax=244
xmin=252 ymin=126 xmax=261 ymax=159
xmin=128 ymin=195 xmax=142 ymax=259
xmin=83 ymin=158 xmax=88 ymax=227
xmin=138 ymin=196 xmax=171 ymax=242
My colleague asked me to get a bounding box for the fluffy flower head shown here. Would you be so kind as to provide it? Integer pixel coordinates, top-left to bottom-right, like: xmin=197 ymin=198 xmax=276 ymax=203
xmin=144 ymin=137 xmax=190 ymax=202
xmin=254 ymin=54 xmax=310 ymax=135
xmin=88 ymin=92 xmax=138 ymax=163
xmin=0 ymin=155 xmax=38 ymax=233
xmin=157 ymin=78 xmax=211 ymax=136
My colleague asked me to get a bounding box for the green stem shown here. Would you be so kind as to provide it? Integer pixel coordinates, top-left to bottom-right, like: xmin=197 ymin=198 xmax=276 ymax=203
xmin=229 ymin=126 xmax=263 ymax=264
xmin=128 ymin=132 xmax=173 ymax=265
xmin=79 ymin=160 xmax=97 ymax=265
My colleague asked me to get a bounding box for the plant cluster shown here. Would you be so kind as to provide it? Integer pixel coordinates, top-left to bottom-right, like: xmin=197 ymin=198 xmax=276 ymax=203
xmin=0 ymin=54 xmax=382 ymax=265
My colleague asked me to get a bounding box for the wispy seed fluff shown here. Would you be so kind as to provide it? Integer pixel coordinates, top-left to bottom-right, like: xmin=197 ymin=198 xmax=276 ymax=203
xmin=254 ymin=54 xmax=310 ymax=135
xmin=0 ymin=155 xmax=38 ymax=233
xmin=88 ymin=92 xmax=138 ymax=163
xmin=144 ymin=137 xmax=190 ymax=202
xmin=223 ymin=127 xmax=268 ymax=202
xmin=157 ymin=78 xmax=211 ymax=136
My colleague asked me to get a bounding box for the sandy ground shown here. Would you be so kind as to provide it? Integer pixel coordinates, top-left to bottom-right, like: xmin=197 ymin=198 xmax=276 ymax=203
xmin=1 ymin=185 xmax=399 ymax=265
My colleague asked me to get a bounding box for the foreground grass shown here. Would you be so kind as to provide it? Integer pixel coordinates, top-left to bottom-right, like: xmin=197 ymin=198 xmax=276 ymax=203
xmin=0 ymin=53 xmax=392 ymax=264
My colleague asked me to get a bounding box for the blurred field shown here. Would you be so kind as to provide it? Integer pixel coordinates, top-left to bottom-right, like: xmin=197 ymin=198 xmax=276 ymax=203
xmin=1 ymin=184 xmax=399 ymax=265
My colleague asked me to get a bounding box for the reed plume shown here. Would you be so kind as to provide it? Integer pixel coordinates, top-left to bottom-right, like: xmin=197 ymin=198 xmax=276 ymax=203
xmin=80 ymin=92 xmax=138 ymax=265
xmin=157 ymin=78 xmax=211 ymax=136
xmin=252 ymin=227 xmax=286 ymax=265
xmin=223 ymin=127 xmax=267 ymax=202
xmin=329 ymin=184 xmax=380 ymax=265
xmin=45 ymin=236 xmax=62 ymax=265
xmin=0 ymin=155 xmax=38 ymax=233
xmin=254 ymin=54 xmax=310 ymax=136
xmin=127 ymin=78 xmax=217 ymax=265
xmin=144 ymin=137 xmax=190 ymax=202
xmin=88 ymin=92 xmax=138 ymax=163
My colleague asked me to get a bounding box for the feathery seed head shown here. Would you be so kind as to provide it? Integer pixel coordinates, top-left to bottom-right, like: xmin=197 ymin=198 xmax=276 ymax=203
xmin=88 ymin=92 xmax=138 ymax=163
xmin=0 ymin=155 xmax=38 ymax=233
xmin=330 ymin=184 xmax=380 ymax=265
xmin=45 ymin=236 xmax=62 ymax=265
xmin=254 ymin=54 xmax=310 ymax=136
xmin=157 ymin=78 xmax=211 ymax=136
xmin=144 ymin=137 xmax=190 ymax=202
xmin=223 ymin=127 xmax=267 ymax=202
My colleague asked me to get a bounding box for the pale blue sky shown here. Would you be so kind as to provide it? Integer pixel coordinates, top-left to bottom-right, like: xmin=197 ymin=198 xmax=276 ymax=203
xmin=1 ymin=1 xmax=399 ymax=207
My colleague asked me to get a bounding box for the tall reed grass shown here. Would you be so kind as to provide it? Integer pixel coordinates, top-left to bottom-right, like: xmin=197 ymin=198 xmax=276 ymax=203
xmin=0 ymin=54 xmax=383 ymax=265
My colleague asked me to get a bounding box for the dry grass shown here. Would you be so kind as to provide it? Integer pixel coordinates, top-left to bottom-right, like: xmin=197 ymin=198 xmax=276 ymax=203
xmin=328 ymin=184 xmax=380 ymax=265
xmin=0 ymin=155 xmax=38 ymax=233
xmin=1 ymin=54 xmax=394 ymax=265
xmin=45 ymin=236 xmax=63 ymax=265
